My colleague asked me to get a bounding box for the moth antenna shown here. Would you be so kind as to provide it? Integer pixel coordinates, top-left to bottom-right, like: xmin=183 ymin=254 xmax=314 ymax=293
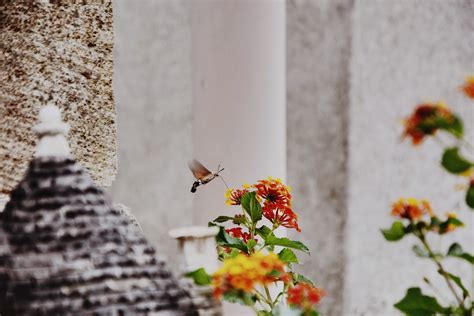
xmin=219 ymin=175 xmax=229 ymax=190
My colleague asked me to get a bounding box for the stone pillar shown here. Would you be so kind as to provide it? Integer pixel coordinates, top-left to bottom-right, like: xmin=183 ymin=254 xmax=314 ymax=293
xmin=345 ymin=1 xmax=474 ymax=315
xmin=170 ymin=226 xmax=223 ymax=316
xmin=286 ymin=1 xmax=352 ymax=315
xmin=191 ymin=0 xmax=286 ymax=224
xmin=191 ymin=2 xmax=286 ymax=314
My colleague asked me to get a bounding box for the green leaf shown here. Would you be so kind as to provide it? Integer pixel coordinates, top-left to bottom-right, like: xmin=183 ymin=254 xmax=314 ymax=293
xmin=447 ymin=243 xmax=474 ymax=264
xmin=466 ymin=183 xmax=474 ymax=209
xmin=215 ymin=226 xmax=248 ymax=253
xmin=381 ymin=221 xmax=405 ymax=241
xmin=443 ymin=271 xmax=470 ymax=299
xmin=233 ymin=215 xmax=247 ymax=225
xmin=241 ymin=192 xmax=252 ymax=215
xmin=223 ymin=291 xmax=256 ymax=306
xmin=292 ymin=273 xmax=315 ymax=286
xmin=412 ymin=245 xmax=429 ymax=258
xmin=278 ymin=248 xmax=298 ymax=263
xmin=212 ymin=216 xmax=235 ymax=223
xmin=441 ymin=147 xmax=473 ymax=174
xmin=219 ymin=248 xmax=241 ymax=261
xmin=246 ymin=239 xmax=257 ymax=252
xmin=445 ymin=116 xmax=464 ymax=139
xmin=257 ymin=311 xmax=272 ymax=316
xmin=256 ymin=225 xmax=272 ymax=239
xmin=394 ymin=287 xmax=450 ymax=315
xmin=265 ymin=234 xmax=310 ymax=254
xmin=437 ymin=216 xmax=464 ymax=235
xmin=185 ymin=268 xmax=211 ymax=286
xmin=447 ymin=217 xmax=463 ymax=227
xmin=241 ymin=192 xmax=262 ymax=223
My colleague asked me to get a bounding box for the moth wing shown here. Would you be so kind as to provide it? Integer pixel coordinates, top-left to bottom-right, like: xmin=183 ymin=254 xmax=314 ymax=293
xmin=188 ymin=159 xmax=212 ymax=180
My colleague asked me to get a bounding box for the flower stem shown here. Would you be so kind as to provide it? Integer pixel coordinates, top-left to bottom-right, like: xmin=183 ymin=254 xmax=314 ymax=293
xmin=423 ymin=277 xmax=450 ymax=305
xmin=418 ymin=233 xmax=464 ymax=306
xmin=450 ymin=130 xmax=474 ymax=152
xmin=249 ymin=304 xmax=260 ymax=314
xmin=256 ymin=289 xmax=273 ymax=309
xmin=264 ymin=285 xmax=273 ymax=306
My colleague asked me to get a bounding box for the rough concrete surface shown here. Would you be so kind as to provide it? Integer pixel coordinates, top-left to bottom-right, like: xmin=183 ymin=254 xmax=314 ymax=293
xmin=0 ymin=1 xmax=117 ymax=193
xmin=287 ymin=1 xmax=352 ymax=315
xmin=110 ymin=0 xmax=193 ymax=266
xmin=346 ymin=1 xmax=474 ymax=315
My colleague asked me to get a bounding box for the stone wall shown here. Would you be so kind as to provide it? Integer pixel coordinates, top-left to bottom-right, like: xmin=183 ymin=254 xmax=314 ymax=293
xmin=0 ymin=0 xmax=117 ymax=195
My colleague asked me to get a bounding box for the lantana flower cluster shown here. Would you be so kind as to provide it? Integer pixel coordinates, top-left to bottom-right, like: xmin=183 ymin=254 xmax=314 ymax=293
xmin=390 ymin=198 xmax=463 ymax=235
xmin=225 ymin=227 xmax=254 ymax=243
xmin=199 ymin=177 xmax=324 ymax=314
xmin=212 ymin=252 xmax=289 ymax=297
xmin=287 ymin=282 xmax=326 ymax=312
xmin=225 ymin=177 xmax=301 ymax=234
xmin=400 ymin=78 xmax=474 ymax=210
xmin=461 ymin=76 xmax=474 ymax=99
xmin=402 ymin=102 xmax=459 ymax=145
xmin=383 ymin=76 xmax=474 ymax=314
xmin=212 ymin=252 xmax=326 ymax=313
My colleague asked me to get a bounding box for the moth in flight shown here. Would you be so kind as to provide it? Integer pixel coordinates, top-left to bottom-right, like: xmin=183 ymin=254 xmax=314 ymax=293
xmin=188 ymin=159 xmax=227 ymax=193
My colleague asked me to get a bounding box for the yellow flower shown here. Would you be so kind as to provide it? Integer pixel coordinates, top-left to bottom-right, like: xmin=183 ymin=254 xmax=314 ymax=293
xmin=212 ymin=252 xmax=289 ymax=297
xmin=391 ymin=198 xmax=432 ymax=221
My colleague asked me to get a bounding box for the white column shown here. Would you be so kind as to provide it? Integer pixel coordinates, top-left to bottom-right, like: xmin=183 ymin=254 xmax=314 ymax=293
xmin=191 ymin=0 xmax=286 ymax=229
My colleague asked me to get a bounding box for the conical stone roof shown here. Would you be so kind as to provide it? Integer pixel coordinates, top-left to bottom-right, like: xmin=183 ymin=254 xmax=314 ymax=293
xmin=0 ymin=105 xmax=196 ymax=315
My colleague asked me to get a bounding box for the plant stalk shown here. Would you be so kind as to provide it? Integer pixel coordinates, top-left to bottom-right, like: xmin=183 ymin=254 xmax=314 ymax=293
xmin=418 ymin=234 xmax=464 ymax=307
xmin=264 ymin=285 xmax=274 ymax=309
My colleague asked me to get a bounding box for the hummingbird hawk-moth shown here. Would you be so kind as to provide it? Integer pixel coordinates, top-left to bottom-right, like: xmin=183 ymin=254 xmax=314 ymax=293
xmin=188 ymin=159 xmax=227 ymax=193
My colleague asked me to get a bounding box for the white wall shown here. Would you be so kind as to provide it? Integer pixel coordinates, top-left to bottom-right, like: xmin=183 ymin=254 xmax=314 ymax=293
xmin=346 ymin=1 xmax=474 ymax=314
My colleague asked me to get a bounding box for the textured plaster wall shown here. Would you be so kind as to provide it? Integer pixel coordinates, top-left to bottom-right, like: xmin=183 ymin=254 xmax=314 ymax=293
xmin=111 ymin=0 xmax=193 ymax=265
xmin=287 ymin=1 xmax=352 ymax=315
xmin=345 ymin=1 xmax=474 ymax=315
xmin=0 ymin=1 xmax=117 ymax=195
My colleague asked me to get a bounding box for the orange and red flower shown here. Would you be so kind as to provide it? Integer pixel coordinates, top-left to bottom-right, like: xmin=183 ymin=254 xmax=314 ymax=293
xmin=226 ymin=227 xmax=253 ymax=243
xmin=254 ymin=177 xmax=292 ymax=207
xmin=225 ymin=188 xmax=248 ymax=206
xmin=253 ymin=177 xmax=301 ymax=232
xmin=402 ymin=102 xmax=456 ymax=145
xmin=225 ymin=178 xmax=302 ymax=232
xmin=391 ymin=198 xmax=433 ymax=221
xmin=263 ymin=205 xmax=301 ymax=232
xmin=212 ymin=252 xmax=289 ymax=298
xmin=461 ymin=76 xmax=474 ymax=99
xmin=287 ymin=282 xmax=325 ymax=311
